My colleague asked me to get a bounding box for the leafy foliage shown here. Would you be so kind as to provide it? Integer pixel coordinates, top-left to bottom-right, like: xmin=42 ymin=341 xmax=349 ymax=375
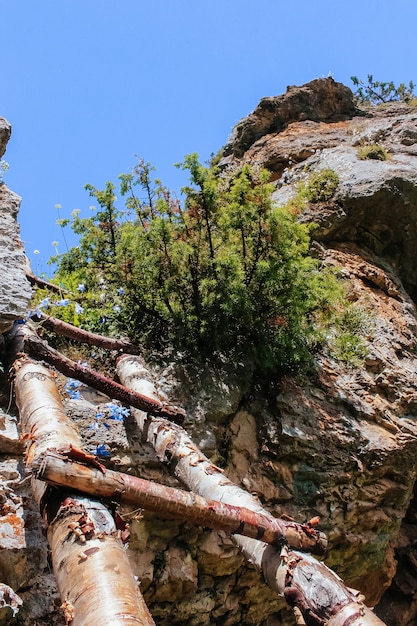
xmin=299 ymin=169 xmax=340 ymax=204
xmin=328 ymin=304 xmax=374 ymax=366
xmin=351 ymin=75 xmax=415 ymax=105
xmin=44 ymin=156 xmax=350 ymax=375
xmin=357 ymin=144 xmax=389 ymax=161
xmin=287 ymin=169 xmax=340 ymax=213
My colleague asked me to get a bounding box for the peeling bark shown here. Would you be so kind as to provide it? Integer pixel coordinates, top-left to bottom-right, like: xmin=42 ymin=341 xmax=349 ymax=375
xmin=18 ymin=323 xmax=185 ymax=423
xmin=10 ymin=336 xmax=155 ymax=625
xmin=37 ymin=312 xmax=141 ymax=354
xmin=116 ymin=354 xmax=387 ymax=626
xmin=259 ymin=544 xmax=385 ymax=626
xmin=32 ymin=450 xmax=326 ymax=553
xmin=294 ymin=606 xmax=307 ymax=625
xmin=47 ymin=495 xmax=151 ymax=626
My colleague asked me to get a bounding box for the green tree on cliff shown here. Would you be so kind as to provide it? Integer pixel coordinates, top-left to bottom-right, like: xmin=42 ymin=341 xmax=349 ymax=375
xmin=47 ymin=156 xmax=346 ymax=374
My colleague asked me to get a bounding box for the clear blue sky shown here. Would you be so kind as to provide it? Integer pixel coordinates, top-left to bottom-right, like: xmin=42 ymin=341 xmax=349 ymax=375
xmin=2 ymin=0 xmax=416 ymax=276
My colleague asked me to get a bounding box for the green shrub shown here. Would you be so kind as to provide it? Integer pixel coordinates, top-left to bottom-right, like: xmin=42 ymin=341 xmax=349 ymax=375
xmin=329 ymin=304 xmax=374 ymax=366
xmin=302 ymin=169 xmax=340 ymax=203
xmin=357 ymin=144 xmax=389 ymax=161
xmin=46 ymin=156 xmax=348 ymax=376
xmin=288 ymin=169 xmax=340 ymax=213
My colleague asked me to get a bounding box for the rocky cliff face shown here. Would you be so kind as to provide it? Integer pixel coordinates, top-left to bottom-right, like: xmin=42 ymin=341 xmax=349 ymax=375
xmin=0 ymin=119 xmax=44 ymax=624
xmin=218 ymin=78 xmax=417 ymax=624
xmin=1 ymin=81 xmax=417 ymax=625
xmin=0 ymin=118 xmax=32 ymax=334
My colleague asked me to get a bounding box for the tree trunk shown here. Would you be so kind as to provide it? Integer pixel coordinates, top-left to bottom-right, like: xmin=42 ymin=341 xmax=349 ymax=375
xmin=37 ymin=312 xmax=141 ymax=354
xmin=32 ymin=449 xmax=326 ymax=553
xmin=26 ymin=272 xmax=71 ymax=295
xmin=10 ymin=331 xmax=154 ymax=625
xmin=21 ymin=324 xmax=186 ymax=423
xmin=116 ymin=354 xmax=387 ymax=626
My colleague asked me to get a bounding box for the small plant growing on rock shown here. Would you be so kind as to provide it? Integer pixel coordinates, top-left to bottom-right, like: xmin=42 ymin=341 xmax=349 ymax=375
xmin=357 ymin=144 xmax=390 ymax=161
xmin=351 ymin=75 xmax=415 ymax=105
xmin=329 ymin=303 xmax=374 ymax=366
xmin=288 ymin=169 xmax=340 ymax=212
xmin=302 ymin=169 xmax=340 ymax=202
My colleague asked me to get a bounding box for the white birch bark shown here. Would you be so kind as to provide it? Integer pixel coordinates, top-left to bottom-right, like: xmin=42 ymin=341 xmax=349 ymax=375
xmin=117 ymin=354 xmax=386 ymax=626
xmin=12 ymin=341 xmax=154 ymax=626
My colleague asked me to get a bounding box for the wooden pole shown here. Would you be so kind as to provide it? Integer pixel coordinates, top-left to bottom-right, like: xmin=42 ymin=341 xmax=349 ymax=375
xmin=11 ymin=342 xmax=155 ymax=625
xmin=20 ymin=324 xmax=185 ymax=423
xmin=116 ymin=354 xmax=387 ymax=626
xmin=37 ymin=312 xmax=141 ymax=354
xmin=32 ymin=449 xmax=327 ymax=554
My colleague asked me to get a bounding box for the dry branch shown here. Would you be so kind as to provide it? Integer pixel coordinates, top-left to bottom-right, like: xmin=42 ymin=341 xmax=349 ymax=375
xmin=37 ymin=312 xmax=141 ymax=354
xmin=26 ymin=272 xmax=71 ymax=295
xmin=9 ymin=328 xmax=155 ymax=625
xmin=116 ymin=355 xmax=387 ymax=626
xmin=32 ymin=449 xmax=326 ymax=553
xmin=19 ymin=323 xmax=185 ymax=423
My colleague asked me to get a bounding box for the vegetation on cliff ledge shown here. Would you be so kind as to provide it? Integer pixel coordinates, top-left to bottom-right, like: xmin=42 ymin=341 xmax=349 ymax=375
xmin=35 ymin=156 xmax=365 ymax=375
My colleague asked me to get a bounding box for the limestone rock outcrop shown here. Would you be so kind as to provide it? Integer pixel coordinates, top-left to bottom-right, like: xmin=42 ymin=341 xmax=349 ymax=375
xmin=0 ymin=119 xmax=11 ymax=161
xmin=218 ymin=77 xmax=417 ymax=624
xmin=0 ymin=117 xmax=31 ymax=333
xmin=222 ymin=77 xmax=357 ymax=160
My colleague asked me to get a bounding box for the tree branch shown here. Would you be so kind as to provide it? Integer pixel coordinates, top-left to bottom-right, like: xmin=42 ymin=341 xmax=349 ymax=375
xmin=32 ymin=449 xmax=327 ymax=554
xmin=26 ymin=272 xmax=71 ymax=295
xmin=15 ymin=323 xmax=186 ymax=424
xmin=37 ymin=312 xmax=140 ymax=354
xmin=116 ymin=354 xmax=387 ymax=626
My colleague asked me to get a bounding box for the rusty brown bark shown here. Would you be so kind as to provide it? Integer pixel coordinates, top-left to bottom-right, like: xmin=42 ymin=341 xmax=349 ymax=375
xmin=32 ymin=449 xmax=326 ymax=554
xmin=19 ymin=323 xmax=185 ymax=423
xmin=116 ymin=355 xmax=387 ymax=626
xmin=26 ymin=272 xmax=70 ymax=295
xmin=10 ymin=329 xmax=155 ymax=625
xmin=38 ymin=312 xmax=141 ymax=354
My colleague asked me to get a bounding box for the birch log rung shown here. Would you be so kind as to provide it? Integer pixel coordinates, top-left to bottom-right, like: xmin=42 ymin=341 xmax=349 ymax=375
xmin=21 ymin=329 xmax=186 ymax=424
xmin=37 ymin=313 xmax=141 ymax=354
xmin=32 ymin=449 xmax=328 ymax=555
